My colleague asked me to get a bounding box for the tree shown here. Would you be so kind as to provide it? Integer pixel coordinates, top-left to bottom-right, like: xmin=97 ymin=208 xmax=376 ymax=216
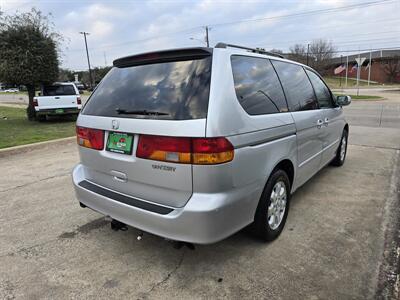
xmin=75 ymin=66 xmax=112 ymax=87
xmin=288 ymin=44 xmax=307 ymax=65
xmin=288 ymin=39 xmax=336 ymax=72
xmin=58 ymin=68 xmax=75 ymax=82
xmin=269 ymin=48 xmax=284 ymax=57
xmin=308 ymin=39 xmax=336 ymax=72
xmin=383 ymin=56 xmax=400 ymax=83
xmin=0 ymin=9 xmax=61 ymax=120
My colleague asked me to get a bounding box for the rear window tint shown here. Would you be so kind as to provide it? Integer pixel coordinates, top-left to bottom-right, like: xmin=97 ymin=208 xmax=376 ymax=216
xmin=231 ymin=56 xmax=288 ymax=115
xmin=82 ymin=57 xmax=212 ymax=120
xmin=43 ymin=85 xmax=76 ymax=96
xmin=271 ymin=61 xmax=318 ymax=111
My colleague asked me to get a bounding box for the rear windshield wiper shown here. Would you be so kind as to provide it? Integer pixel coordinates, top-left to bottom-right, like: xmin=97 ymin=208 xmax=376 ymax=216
xmin=115 ymin=108 xmax=170 ymax=116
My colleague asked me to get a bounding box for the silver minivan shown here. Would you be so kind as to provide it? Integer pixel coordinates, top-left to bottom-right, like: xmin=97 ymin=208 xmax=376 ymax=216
xmin=72 ymin=43 xmax=351 ymax=244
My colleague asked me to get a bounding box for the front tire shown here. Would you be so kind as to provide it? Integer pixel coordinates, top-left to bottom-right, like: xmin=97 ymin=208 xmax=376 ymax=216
xmin=251 ymin=169 xmax=291 ymax=241
xmin=331 ymin=129 xmax=348 ymax=166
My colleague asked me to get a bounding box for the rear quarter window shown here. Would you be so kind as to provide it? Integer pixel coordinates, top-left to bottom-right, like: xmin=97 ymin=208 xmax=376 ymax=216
xmin=82 ymin=57 xmax=212 ymax=120
xmin=231 ymin=55 xmax=288 ymax=115
xmin=271 ymin=60 xmax=318 ymax=111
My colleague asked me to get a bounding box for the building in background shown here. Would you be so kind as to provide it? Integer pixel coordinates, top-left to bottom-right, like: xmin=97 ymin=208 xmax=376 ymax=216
xmin=328 ymin=49 xmax=400 ymax=84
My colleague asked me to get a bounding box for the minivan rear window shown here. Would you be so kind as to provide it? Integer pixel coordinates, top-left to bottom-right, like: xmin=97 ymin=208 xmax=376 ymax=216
xmin=82 ymin=57 xmax=212 ymax=120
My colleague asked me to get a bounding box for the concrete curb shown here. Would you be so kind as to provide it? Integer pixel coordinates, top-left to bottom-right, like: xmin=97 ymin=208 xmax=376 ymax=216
xmin=0 ymin=136 xmax=76 ymax=158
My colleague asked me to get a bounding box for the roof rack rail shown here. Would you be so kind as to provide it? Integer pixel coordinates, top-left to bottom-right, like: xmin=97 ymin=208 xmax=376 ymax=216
xmin=215 ymin=42 xmax=284 ymax=59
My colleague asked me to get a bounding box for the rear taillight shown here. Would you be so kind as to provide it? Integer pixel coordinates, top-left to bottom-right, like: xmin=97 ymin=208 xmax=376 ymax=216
xmin=77 ymin=97 xmax=81 ymax=105
xmin=192 ymin=137 xmax=234 ymax=164
xmin=76 ymin=126 xmax=104 ymax=150
xmin=33 ymin=98 xmax=38 ymax=107
xmin=136 ymin=135 xmax=234 ymax=165
xmin=137 ymin=135 xmax=191 ymax=163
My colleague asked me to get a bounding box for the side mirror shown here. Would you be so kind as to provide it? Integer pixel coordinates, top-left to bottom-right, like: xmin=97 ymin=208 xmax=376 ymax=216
xmin=336 ymin=95 xmax=351 ymax=106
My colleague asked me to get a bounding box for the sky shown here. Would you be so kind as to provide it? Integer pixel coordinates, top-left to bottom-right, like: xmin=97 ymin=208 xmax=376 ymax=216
xmin=1 ymin=0 xmax=399 ymax=71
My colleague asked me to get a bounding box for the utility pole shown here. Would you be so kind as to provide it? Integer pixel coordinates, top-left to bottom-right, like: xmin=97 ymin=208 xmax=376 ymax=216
xmin=104 ymin=51 xmax=108 ymax=66
xmin=345 ymin=55 xmax=348 ymax=88
xmin=79 ymin=31 xmax=93 ymax=89
xmin=306 ymin=43 xmax=310 ymax=66
xmin=368 ymin=50 xmax=372 ymax=86
xmin=205 ymin=26 xmax=209 ymax=47
xmin=356 ymin=52 xmax=360 ymax=95
xmin=339 ymin=55 xmax=343 ymax=88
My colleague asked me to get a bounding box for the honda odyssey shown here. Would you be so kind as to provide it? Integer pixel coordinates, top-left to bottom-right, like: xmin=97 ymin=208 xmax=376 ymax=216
xmin=72 ymin=43 xmax=351 ymax=244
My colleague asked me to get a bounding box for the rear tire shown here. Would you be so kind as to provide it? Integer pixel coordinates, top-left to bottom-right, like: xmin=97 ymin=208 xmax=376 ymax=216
xmin=251 ymin=169 xmax=291 ymax=242
xmin=331 ymin=129 xmax=348 ymax=167
xmin=36 ymin=115 xmax=46 ymax=122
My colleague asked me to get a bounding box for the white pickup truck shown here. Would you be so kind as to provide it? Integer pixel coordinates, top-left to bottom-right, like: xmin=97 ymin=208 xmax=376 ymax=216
xmin=33 ymin=82 xmax=82 ymax=120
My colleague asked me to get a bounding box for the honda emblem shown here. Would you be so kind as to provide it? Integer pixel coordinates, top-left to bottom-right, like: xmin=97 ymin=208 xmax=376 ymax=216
xmin=112 ymin=120 xmax=119 ymax=130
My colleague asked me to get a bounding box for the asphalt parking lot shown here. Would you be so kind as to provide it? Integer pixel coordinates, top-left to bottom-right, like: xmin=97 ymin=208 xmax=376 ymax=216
xmin=0 ymin=90 xmax=399 ymax=299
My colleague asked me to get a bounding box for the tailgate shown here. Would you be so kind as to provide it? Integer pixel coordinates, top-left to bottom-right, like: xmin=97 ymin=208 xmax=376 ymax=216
xmin=76 ymin=49 xmax=212 ymax=208
xmin=37 ymin=95 xmax=79 ymax=109
xmin=77 ymin=116 xmax=206 ymax=208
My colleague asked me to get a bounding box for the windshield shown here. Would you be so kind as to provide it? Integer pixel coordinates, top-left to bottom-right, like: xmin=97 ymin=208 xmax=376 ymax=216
xmin=82 ymin=57 xmax=212 ymax=120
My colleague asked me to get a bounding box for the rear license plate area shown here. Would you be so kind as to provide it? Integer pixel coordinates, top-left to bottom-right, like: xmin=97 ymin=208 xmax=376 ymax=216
xmin=106 ymin=132 xmax=133 ymax=155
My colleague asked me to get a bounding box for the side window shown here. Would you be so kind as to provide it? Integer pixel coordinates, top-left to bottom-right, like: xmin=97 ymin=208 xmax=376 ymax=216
xmin=271 ymin=60 xmax=318 ymax=111
xmin=231 ymin=56 xmax=288 ymax=115
xmin=306 ymin=70 xmax=333 ymax=108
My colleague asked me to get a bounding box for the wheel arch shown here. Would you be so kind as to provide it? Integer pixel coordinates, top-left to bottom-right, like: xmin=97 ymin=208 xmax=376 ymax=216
xmin=344 ymin=123 xmax=349 ymax=133
xmin=272 ymin=159 xmax=295 ymax=190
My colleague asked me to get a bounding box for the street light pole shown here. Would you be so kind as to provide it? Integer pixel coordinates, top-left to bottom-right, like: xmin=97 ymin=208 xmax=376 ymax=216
xmin=306 ymin=43 xmax=310 ymax=66
xmin=79 ymin=31 xmax=93 ymax=89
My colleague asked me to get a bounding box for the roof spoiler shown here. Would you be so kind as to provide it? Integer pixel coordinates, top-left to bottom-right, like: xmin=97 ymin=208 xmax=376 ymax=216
xmin=215 ymin=42 xmax=284 ymax=58
xmin=113 ymin=48 xmax=212 ymax=68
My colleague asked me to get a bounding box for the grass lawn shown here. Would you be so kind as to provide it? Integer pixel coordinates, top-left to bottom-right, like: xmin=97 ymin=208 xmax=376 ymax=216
xmin=0 ymin=106 xmax=76 ymax=149
xmin=323 ymin=76 xmax=382 ymax=89
xmin=334 ymin=93 xmax=383 ymax=100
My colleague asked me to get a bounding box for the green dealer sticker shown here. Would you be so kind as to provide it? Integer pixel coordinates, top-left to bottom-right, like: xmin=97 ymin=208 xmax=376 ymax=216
xmin=106 ymin=132 xmax=133 ymax=155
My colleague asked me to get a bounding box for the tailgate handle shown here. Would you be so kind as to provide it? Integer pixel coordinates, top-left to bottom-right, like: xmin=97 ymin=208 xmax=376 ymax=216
xmin=110 ymin=170 xmax=127 ymax=183
xmin=55 ymin=96 xmax=60 ymax=99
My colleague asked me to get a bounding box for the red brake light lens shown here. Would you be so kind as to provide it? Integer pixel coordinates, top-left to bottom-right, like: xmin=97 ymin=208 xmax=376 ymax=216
xmin=76 ymin=126 xmax=104 ymax=150
xmin=136 ymin=135 xmax=234 ymax=164
xmin=33 ymin=98 xmax=38 ymax=107
xmin=77 ymin=97 xmax=82 ymax=105
xmin=137 ymin=135 xmax=191 ymax=163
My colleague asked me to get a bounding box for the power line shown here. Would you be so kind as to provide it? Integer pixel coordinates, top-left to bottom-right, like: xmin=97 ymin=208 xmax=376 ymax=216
xmin=64 ymin=0 xmax=397 ymax=53
xmin=222 ymin=17 xmax=399 ymax=44
xmin=207 ymin=0 xmax=396 ymax=28
xmin=66 ymin=27 xmax=202 ymax=52
xmin=262 ymin=35 xmax=400 ymax=49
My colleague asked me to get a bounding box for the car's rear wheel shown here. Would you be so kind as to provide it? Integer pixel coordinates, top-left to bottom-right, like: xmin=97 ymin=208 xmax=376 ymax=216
xmin=331 ymin=129 xmax=348 ymax=166
xmin=36 ymin=115 xmax=46 ymax=122
xmin=251 ymin=169 xmax=290 ymax=241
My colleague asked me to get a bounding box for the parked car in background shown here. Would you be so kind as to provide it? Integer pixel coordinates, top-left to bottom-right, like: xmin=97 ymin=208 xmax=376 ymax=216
xmin=72 ymin=44 xmax=351 ymax=244
xmin=2 ymin=88 xmax=19 ymax=93
xmin=33 ymin=82 xmax=82 ymax=121
xmin=74 ymin=82 xmax=86 ymax=92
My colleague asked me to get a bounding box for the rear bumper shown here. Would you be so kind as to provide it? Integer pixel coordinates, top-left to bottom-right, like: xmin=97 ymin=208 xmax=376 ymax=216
xmin=35 ymin=108 xmax=80 ymax=115
xmin=72 ymin=164 xmax=260 ymax=244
